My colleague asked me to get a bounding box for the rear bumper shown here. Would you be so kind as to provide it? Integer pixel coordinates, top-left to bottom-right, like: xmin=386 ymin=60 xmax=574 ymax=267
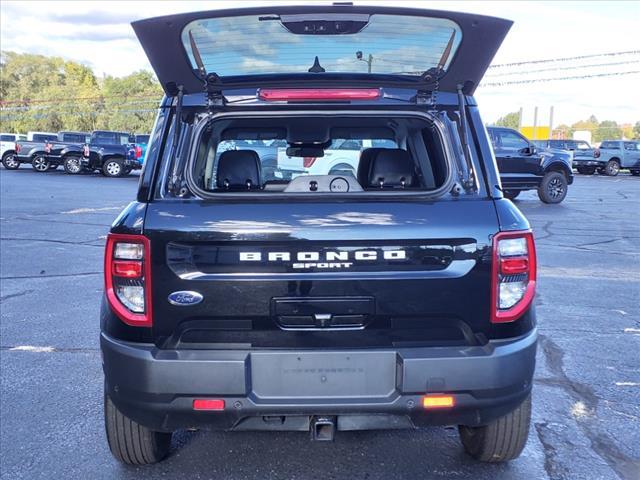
xmin=101 ymin=329 xmax=537 ymax=432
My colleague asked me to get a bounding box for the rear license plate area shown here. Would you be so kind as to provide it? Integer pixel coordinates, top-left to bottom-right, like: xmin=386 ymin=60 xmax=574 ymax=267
xmin=271 ymin=296 xmax=374 ymax=330
xmin=250 ymin=351 xmax=396 ymax=400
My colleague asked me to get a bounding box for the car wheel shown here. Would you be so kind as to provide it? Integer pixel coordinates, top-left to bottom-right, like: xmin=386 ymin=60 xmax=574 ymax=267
xmin=459 ymin=394 xmax=531 ymax=462
xmin=503 ymin=190 xmax=520 ymax=200
xmin=576 ymin=167 xmax=595 ymax=175
xmin=1 ymin=153 xmax=20 ymax=170
xmin=604 ymin=159 xmax=620 ymax=176
xmin=104 ymin=393 xmax=171 ymax=465
xmin=538 ymin=171 xmax=568 ymax=204
xmin=31 ymin=155 xmax=50 ymax=172
xmin=102 ymin=158 xmax=124 ymax=177
xmin=63 ymin=156 xmax=83 ymax=175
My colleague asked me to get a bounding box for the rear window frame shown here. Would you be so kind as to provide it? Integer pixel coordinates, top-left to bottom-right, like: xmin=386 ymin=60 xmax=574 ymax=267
xmin=182 ymin=109 xmax=459 ymax=201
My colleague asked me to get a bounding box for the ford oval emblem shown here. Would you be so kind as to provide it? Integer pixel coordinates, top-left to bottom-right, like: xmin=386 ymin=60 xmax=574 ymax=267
xmin=168 ymin=291 xmax=203 ymax=306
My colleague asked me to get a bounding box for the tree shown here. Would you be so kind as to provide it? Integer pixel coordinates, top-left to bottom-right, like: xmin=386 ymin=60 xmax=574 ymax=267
xmin=494 ymin=111 xmax=520 ymax=129
xmin=633 ymin=121 xmax=640 ymax=140
xmin=593 ymin=120 xmax=622 ymax=143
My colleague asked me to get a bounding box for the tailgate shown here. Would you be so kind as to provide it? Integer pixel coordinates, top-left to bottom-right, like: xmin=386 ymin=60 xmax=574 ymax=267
xmin=144 ymin=199 xmax=499 ymax=349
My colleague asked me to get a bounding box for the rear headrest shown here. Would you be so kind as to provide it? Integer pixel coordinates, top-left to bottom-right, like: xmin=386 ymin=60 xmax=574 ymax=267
xmin=216 ymin=150 xmax=261 ymax=190
xmin=367 ymin=149 xmax=416 ymax=188
xmin=357 ymin=148 xmax=385 ymax=186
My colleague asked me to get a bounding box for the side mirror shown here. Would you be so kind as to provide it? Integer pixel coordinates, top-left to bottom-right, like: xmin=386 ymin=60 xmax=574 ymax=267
xmin=518 ymin=145 xmax=537 ymax=156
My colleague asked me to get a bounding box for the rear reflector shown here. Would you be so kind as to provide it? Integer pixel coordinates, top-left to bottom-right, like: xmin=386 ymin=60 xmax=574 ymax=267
xmin=258 ymin=88 xmax=381 ymax=101
xmin=193 ymin=399 xmax=225 ymax=411
xmin=423 ymin=394 xmax=455 ymax=409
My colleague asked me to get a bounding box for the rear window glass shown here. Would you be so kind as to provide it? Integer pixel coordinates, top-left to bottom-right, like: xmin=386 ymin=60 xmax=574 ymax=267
xmin=1 ymin=134 xmax=15 ymax=142
xmin=189 ymin=116 xmax=449 ymax=195
xmin=136 ymin=135 xmax=150 ymax=144
xmin=599 ymin=141 xmax=619 ymax=149
xmin=32 ymin=134 xmax=57 ymax=142
xmin=182 ymin=14 xmax=461 ymax=78
xmin=60 ymin=133 xmax=89 ymax=143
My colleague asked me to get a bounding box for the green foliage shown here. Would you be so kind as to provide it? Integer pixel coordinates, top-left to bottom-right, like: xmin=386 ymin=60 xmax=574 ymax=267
xmin=0 ymin=51 xmax=162 ymax=134
xmin=632 ymin=121 xmax=640 ymax=140
xmin=494 ymin=111 xmax=520 ymax=129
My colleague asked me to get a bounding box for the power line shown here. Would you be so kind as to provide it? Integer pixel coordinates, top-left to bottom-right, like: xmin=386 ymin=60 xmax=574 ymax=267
xmin=488 ymin=50 xmax=639 ymax=69
xmin=0 ymin=93 xmax=161 ymax=107
xmin=481 ymin=70 xmax=640 ymax=87
xmin=485 ymin=60 xmax=640 ymax=78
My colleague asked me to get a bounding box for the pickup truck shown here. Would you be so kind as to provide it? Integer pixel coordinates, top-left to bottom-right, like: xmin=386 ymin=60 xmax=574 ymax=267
xmin=533 ymin=139 xmax=604 ymax=175
xmin=487 ymin=126 xmax=573 ymax=203
xmin=102 ymin=5 xmax=537 ymax=466
xmin=1 ymin=133 xmax=27 ymax=169
xmin=12 ymin=130 xmax=141 ymax=176
xmin=596 ymin=140 xmax=640 ymax=176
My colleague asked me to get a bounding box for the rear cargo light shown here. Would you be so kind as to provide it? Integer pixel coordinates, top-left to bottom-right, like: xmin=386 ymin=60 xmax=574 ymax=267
xmin=258 ymin=88 xmax=381 ymax=101
xmin=104 ymin=233 xmax=152 ymax=327
xmin=303 ymin=156 xmax=317 ymax=168
xmin=423 ymin=394 xmax=455 ymax=409
xmin=491 ymin=231 xmax=536 ymax=323
xmin=193 ymin=399 xmax=225 ymax=411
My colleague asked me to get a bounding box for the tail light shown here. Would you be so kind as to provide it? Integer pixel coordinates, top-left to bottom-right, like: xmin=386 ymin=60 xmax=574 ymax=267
xmin=135 ymin=146 xmax=142 ymax=158
xmin=594 ymin=149 xmax=600 ymax=158
xmin=104 ymin=233 xmax=152 ymax=327
xmin=303 ymin=157 xmax=317 ymax=168
xmin=15 ymin=142 xmax=21 ymax=153
xmin=491 ymin=231 xmax=536 ymax=323
xmin=258 ymin=88 xmax=381 ymax=101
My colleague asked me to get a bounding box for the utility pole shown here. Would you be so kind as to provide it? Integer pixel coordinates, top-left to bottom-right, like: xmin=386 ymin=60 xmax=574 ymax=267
xmin=533 ymin=106 xmax=539 ymax=140
xmin=355 ymin=51 xmax=373 ymax=73
xmin=549 ymin=106 xmax=554 ymax=139
xmin=518 ymin=107 xmax=523 ymax=131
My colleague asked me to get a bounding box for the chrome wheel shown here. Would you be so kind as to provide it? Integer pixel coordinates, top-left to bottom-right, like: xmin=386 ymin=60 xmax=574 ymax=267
xmin=32 ymin=155 xmax=49 ymax=172
xmin=2 ymin=154 xmax=19 ymax=169
xmin=64 ymin=157 xmax=82 ymax=174
xmin=547 ymin=177 xmax=565 ymax=200
xmin=105 ymin=161 xmax=122 ymax=177
xmin=605 ymin=160 xmax=620 ymax=176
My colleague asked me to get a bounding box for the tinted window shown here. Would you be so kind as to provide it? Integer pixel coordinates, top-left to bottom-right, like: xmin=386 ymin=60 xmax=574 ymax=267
xmin=575 ymin=141 xmax=591 ymax=150
xmin=118 ymin=134 xmax=131 ymax=146
xmin=1 ymin=134 xmax=15 ymax=142
xmin=599 ymin=141 xmax=619 ymax=149
xmin=135 ymin=135 xmax=150 ymax=144
xmin=61 ymin=133 xmax=87 ymax=143
xmin=499 ymin=131 xmax=529 ymax=150
xmin=624 ymin=142 xmax=640 ymax=151
xmin=93 ymin=132 xmax=117 ymax=144
xmin=32 ymin=134 xmax=57 ymax=142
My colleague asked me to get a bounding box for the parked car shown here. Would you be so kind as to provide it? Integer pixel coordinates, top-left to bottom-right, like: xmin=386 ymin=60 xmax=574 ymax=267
xmin=276 ymin=138 xmax=398 ymax=178
xmin=488 ymin=126 xmax=573 ymax=203
xmin=532 ymin=139 xmax=604 ymax=175
xmin=596 ymin=140 xmax=640 ymax=176
xmin=11 ymin=135 xmax=71 ymax=172
xmin=0 ymin=133 xmax=26 ymax=169
xmin=101 ymin=6 xmax=538 ymax=465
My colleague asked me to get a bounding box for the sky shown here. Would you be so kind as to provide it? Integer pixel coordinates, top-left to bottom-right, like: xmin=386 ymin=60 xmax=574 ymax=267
xmin=1 ymin=0 xmax=639 ymax=127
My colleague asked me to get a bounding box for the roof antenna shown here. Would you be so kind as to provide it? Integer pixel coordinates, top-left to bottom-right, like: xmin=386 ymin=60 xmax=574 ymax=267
xmin=308 ymin=56 xmax=326 ymax=73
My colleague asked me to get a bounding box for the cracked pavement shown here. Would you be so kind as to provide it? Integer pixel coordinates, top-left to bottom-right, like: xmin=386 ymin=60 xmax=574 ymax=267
xmin=1 ymin=167 xmax=639 ymax=479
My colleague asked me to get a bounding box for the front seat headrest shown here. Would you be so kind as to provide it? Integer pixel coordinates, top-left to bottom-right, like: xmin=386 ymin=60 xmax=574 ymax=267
xmin=367 ymin=149 xmax=416 ymax=188
xmin=357 ymin=148 xmax=386 ymax=186
xmin=216 ymin=150 xmax=261 ymax=190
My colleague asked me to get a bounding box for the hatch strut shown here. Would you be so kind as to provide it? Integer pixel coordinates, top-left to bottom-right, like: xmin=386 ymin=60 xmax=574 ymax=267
xmin=167 ymin=85 xmax=185 ymax=196
xmin=456 ymin=85 xmax=476 ymax=190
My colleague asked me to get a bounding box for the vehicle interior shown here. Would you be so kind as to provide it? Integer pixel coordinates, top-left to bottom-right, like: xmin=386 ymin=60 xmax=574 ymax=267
xmin=189 ymin=115 xmax=451 ymax=195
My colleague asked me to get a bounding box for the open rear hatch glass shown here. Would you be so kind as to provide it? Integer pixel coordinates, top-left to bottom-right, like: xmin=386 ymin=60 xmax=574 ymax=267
xmin=132 ymin=5 xmax=512 ymax=94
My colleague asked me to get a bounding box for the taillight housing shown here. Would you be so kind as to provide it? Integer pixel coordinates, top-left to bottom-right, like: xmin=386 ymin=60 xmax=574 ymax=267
xmin=303 ymin=156 xmax=317 ymax=168
xmin=15 ymin=142 xmax=21 ymax=153
xmin=491 ymin=231 xmax=536 ymax=323
xmin=104 ymin=233 xmax=152 ymax=327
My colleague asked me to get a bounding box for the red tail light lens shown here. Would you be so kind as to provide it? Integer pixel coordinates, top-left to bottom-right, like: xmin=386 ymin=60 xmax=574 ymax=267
xmin=258 ymin=88 xmax=381 ymax=101
xmin=15 ymin=143 xmax=21 ymax=153
xmin=491 ymin=231 xmax=536 ymax=323
xmin=303 ymin=157 xmax=317 ymax=168
xmin=193 ymin=399 xmax=225 ymax=411
xmin=104 ymin=233 xmax=152 ymax=327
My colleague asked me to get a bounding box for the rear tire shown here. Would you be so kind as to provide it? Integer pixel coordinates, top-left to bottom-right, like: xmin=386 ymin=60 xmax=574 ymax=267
xmin=104 ymin=393 xmax=172 ymax=465
xmin=576 ymin=167 xmax=595 ymax=175
xmin=31 ymin=155 xmax=50 ymax=172
xmin=102 ymin=158 xmax=124 ymax=177
xmin=537 ymin=171 xmax=567 ymax=204
xmin=63 ymin=156 xmax=83 ymax=174
xmin=459 ymin=394 xmax=531 ymax=463
xmin=503 ymin=190 xmax=520 ymax=200
xmin=1 ymin=153 xmax=20 ymax=170
xmin=604 ymin=159 xmax=620 ymax=176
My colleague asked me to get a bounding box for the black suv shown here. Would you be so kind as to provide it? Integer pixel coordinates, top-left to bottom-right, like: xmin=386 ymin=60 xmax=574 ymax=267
xmin=102 ymin=6 xmax=537 ymax=465
xmin=488 ymin=126 xmax=573 ymax=203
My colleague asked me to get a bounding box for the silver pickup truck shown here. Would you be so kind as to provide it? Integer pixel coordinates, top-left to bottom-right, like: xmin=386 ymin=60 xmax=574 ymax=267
xmin=596 ymin=140 xmax=640 ymax=176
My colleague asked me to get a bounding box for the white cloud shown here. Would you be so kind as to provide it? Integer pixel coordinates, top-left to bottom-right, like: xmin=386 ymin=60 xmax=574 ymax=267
xmin=1 ymin=0 xmax=638 ymax=125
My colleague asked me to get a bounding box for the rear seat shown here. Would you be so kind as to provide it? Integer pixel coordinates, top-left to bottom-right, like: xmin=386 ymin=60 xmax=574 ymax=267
xmin=362 ymin=148 xmax=417 ymax=189
xmin=216 ymin=150 xmax=262 ymax=190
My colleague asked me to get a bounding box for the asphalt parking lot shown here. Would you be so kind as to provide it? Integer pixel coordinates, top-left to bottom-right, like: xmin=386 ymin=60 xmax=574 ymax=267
xmin=1 ymin=167 xmax=639 ymax=480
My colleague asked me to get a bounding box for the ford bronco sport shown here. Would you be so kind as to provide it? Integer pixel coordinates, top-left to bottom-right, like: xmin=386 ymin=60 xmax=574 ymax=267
xmin=102 ymin=5 xmax=537 ymax=465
